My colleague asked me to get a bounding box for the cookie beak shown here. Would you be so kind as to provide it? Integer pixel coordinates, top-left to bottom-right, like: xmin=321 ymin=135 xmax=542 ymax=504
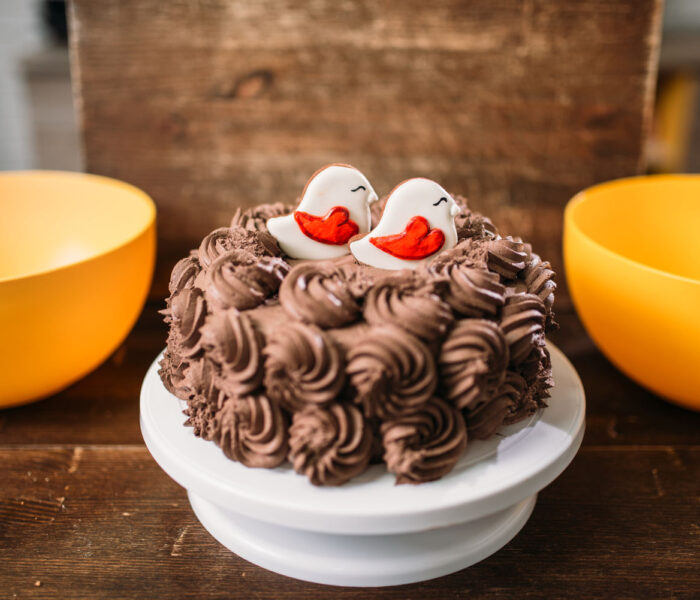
xmin=368 ymin=190 xmax=379 ymax=205
xmin=450 ymin=203 xmax=461 ymax=217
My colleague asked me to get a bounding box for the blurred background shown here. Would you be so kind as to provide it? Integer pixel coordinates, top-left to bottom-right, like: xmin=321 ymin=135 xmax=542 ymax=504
xmin=0 ymin=0 xmax=694 ymax=305
xmin=3 ymin=1 xmax=699 ymax=174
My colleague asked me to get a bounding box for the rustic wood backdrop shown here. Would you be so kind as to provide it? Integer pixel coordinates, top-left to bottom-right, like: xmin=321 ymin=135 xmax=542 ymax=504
xmin=68 ymin=0 xmax=662 ymax=291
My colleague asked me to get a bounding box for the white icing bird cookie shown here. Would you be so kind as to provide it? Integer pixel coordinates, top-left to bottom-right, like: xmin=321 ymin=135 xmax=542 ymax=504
xmin=267 ymin=164 xmax=378 ymax=260
xmin=350 ymin=178 xmax=460 ymax=270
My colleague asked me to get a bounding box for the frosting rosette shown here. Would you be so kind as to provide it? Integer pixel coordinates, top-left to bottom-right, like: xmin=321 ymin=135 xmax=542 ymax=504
xmin=431 ymin=260 xmax=505 ymax=318
xmin=503 ymin=371 xmax=537 ymax=425
xmin=288 ymin=402 xmax=372 ymax=486
xmin=215 ymin=393 xmax=288 ymax=468
xmin=169 ymin=287 xmax=207 ymax=358
xmin=205 ymin=250 xmax=290 ymax=310
xmin=230 ymin=202 xmax=292 ymax=232
xmin=182 ymin=358 xmax=223 ymax=440
xmin=263 ymin=322 xmax=345 ymax=412
xmin=199 ymin=226 xmax=281 ymax=270
xmin=279 ymin=262 xmax=360 ymax=328
xmin=364 ymin=274 xmax=453 ymax=342
xmin=168 ymin=253 xmax=201 ymax=296
xmin=346 ymin=325 xmax=437 ymax=419
xmin=486 ymin=236 xmax=529 ymax=279
xmin=439 ymin=319 xmax=509 ymax=411
xmin=200 ymin=309 xmax=264 ymax=395
xmin=465 ymin=371 xmax=526 ymax=440
xmin=522 ymin=252 xmax=556 ymax=314
xmin=158 ymin=348 xmax=191 ymax=401
xmin=381 ymin=397 xmax=467 ymax=484
xmin=500 ymin=293 xmax=546 ymax=364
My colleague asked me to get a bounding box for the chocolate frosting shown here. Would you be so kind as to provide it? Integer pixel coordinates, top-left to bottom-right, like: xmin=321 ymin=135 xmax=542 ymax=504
xmin=502 ymin=371 xmax=536 ymax=425
xmin=168 ymin=254 xmax=201 ymax=296
xmin=169 ymin=288 xmax=207 ymax=358
xmin=439 ymin=319 xmax=508 ymax=411
xmin=279 ymin=262 xmax=360 ymax=328
xmin=289 ymin=403 xmax=372 ymax=486
xmin=215 ymin=393 xmax=288 ymax=468
xmin=500 ymin=293 xmax=546 ymax=364
xmin=263 ymin=322 xmax=345 ymax=412
xmin=160 ymin=195 xmax=557 ymax=486
xmin=231 ymin=202 xmax=292 ymax=232
xmin=364 ymin=274 xmax=453 ymax=342
xmin=182 ymin=358 xmax=223 ymax=440
xmin=465 ymin=371 xmax=525 ymax=440
xmin=431 ymin=261 xmax=505 ymax=318
xmin=158 ymin=348 xmax=191 ymax=401
xmin=346 ymin=325 xmax=436 ymax=419
xmin=200 ymin=309 xmax=264 ymax=395
xmin=198 ymin=226 xmax=276 ymax=270
xmin=486 ymin=237 xmax=529 ymax=279
xmin=205 ymin=250 xmax=290 ymax=310
xmin=381 ymin=397 xmax=467 ymax=484
xmin=522 ymin=252 xmax=556 ymax=312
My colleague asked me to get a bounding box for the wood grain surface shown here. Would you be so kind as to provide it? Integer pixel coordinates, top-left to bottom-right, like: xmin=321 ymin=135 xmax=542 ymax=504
xmin=68 ymin=0 xmax=663 ymax=285
xmin=1 ymin=305 xmax=698 ymax=599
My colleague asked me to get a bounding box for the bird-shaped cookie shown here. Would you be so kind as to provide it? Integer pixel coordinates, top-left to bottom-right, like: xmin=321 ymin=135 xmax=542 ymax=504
xmin=350 ymin=178 xmax=460 ymax=270
xmin=267 ymin=164 xmax=378 ymax=260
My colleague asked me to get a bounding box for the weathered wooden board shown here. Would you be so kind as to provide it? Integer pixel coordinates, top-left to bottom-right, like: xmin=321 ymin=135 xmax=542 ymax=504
xmin=69 ymin=0 xmax=663 ymax=282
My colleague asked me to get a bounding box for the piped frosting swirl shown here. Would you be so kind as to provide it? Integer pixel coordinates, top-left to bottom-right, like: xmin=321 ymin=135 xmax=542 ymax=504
xmin=168 ymin=254 xmax=201 ymax=296
xmin=169 ymin=288 xmax=207 ymax=358
xmin=465 ymin=371 xmax=526 ymax=440
xmin=230 ymin=202 xmax=292 ymax=232
xmin=205 ymin=250 xmax=290 ymax=310
xmin=201 ymin=309 xmax=264 ymax=395
xmin=279 ymin=262 xmax=361 ymax=328
xmin=263 ymin=322 xmax=345 ymax=412
xmin=500 ymin=293 xmax=546 ymax=364
xmin=486 ymin=237 xmax=529 ymax=278
xmin=364 ymin=274 xmax=453 ymax=342
xmin=346 ymin=325 xmax=437 ymax=419
xmin=439 ymin=319 xmax=509 ymax=411
xmin=431 ymin=260 xmax=505 ymax=318
xmin=215 ymin=393 xmax=288 ymax=468
xmin=381 ymin=397 xmax=467 ymax=484
xmin=288 ymin=403 xmax=372 ymax=486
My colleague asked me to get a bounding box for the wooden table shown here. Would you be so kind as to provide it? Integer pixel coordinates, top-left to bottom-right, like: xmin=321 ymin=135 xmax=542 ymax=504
xmin=1 ymin=295 xmax=698 ymax=599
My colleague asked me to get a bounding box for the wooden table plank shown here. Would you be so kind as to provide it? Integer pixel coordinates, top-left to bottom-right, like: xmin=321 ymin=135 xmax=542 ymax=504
xmin=1 ymin=446 xmax=697 ymax=599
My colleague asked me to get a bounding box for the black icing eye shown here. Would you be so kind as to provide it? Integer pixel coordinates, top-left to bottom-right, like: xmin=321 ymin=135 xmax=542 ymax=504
xmin=433 ymin=197 xmax=448 ymax=206
xmin=351 ymin=185 xmax=366 ymax=192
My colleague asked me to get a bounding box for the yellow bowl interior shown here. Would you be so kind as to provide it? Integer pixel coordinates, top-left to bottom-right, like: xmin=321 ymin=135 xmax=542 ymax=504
xmin=565 ymin=174 xmax=700 ymax=410
xmin=1 ymin=171 xmax=154 ymax=281
xmin=569 ymin=176 xmax=700 ymax=283
xmin=0 ymin=171 xmax=156 ymax=408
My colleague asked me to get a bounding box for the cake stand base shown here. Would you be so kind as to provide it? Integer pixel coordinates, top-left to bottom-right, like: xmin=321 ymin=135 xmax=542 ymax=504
xmin=141 ymin=341 xmax=585 ymax=587
xmin=188 ymin=490 xmax=537 ymax=587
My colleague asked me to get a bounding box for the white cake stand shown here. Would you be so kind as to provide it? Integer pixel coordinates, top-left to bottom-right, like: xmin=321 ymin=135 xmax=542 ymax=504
xmin=140 ymin=342 xmax=585 ymax=587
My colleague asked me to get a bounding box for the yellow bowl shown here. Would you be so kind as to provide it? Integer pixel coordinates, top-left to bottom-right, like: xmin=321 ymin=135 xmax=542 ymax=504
xmin=0 ymin=171 xmax=156 ymax=408
xmin=564 ymin=174 xmax=700 ymax=411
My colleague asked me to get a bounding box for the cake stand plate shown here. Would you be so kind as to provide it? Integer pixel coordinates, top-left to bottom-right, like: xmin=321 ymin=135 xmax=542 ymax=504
xmin=141 ymin=342 xmax=585 ymax=586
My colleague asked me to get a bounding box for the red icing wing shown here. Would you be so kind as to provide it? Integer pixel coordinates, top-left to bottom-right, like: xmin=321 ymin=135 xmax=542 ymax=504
xmin=294 ymin=206 xmax=359 ymax=245
xmin=370 ymin=216 xmax=445 ymax=260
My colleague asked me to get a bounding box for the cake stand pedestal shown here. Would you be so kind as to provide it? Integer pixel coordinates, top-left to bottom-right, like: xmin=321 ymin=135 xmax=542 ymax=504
xmin=141 ymin=342 xmax=585 ymax=587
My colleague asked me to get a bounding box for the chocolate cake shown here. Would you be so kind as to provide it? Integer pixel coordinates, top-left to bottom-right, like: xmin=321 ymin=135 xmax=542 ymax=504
xmin=159 ymin=184 xmax=556 ymax=486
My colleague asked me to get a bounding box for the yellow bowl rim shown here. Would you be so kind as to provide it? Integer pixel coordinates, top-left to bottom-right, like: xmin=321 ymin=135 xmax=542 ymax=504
xmin=0 ymin=170 xmax=156 ymax=284
xmin=565 ymin=173 xmax=700 ymax=287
